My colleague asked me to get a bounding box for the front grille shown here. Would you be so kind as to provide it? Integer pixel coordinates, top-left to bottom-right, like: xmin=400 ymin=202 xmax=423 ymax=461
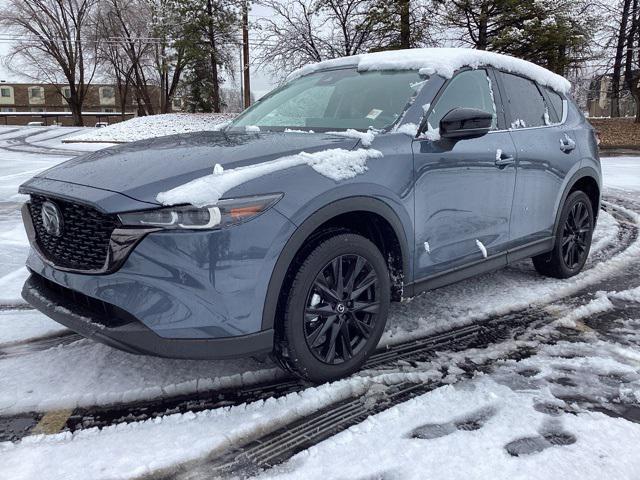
xmin=29 ymin=194 xmax=119 ymax=271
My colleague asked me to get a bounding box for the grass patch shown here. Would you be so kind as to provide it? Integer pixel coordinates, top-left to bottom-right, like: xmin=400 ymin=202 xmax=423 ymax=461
xmin=589 ymin=117 xmax=640 ymax=149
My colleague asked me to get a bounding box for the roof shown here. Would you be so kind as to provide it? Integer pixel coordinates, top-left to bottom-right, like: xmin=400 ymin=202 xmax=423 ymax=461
xmin=287 ymin=47 xmax=571 ymax=94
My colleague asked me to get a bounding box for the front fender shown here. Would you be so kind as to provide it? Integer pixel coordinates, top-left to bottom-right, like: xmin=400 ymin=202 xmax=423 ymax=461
xmin=261 ymin=194 xmax=412 ymax=331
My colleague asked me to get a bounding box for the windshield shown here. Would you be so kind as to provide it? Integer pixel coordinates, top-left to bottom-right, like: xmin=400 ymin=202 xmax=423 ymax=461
xmin=229 ymin=68 xmax=423 ymax=132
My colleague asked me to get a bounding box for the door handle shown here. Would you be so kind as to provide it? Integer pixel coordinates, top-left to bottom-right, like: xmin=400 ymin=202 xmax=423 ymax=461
xmin=494 ymin=152 xmax=515 ymax=168
xmin=559 ymin=135 xmax=576 ymax=153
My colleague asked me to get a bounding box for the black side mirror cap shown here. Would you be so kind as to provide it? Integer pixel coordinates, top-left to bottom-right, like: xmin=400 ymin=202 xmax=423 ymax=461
xmin=439 ymin=107 xmax=493 ymax=140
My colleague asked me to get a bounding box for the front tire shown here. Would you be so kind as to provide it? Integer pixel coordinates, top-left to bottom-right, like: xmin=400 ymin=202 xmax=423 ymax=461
xmin=275 ymin=233 xmax=390 ymax=383
xmin=532 ymin=190 xmax=594 ymax=279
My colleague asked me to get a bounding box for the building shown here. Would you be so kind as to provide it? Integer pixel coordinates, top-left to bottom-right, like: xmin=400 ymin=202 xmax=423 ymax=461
xmin=0 ymin=81 xmax=164 ymax=126
xmin=586 ymin=73 xmax=637 ymax=118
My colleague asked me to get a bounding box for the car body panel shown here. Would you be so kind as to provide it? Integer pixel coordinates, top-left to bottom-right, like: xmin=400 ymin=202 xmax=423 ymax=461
xmin=26 ymin=206 xmax=296 ymax=339
xmin=411 ymin=130 xmax=517 ymax=279
xmin=19 ymin=62 xmax=602 ymax=361
xmin=36 ymin=131 xmax=359 ymax=205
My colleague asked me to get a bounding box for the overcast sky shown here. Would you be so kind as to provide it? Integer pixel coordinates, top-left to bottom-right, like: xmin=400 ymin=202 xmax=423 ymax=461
xmin=0 ymin=3 xmax=278 ymax=99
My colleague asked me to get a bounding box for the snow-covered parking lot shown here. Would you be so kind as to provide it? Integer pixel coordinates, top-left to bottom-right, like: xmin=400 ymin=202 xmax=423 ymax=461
xmin=1 ymin=125 xmax=640 ymax=480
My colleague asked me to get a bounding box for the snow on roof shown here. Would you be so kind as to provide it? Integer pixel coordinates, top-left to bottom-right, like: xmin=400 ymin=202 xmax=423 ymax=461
xmin=287 ymin=48 xmax=571 ymax=94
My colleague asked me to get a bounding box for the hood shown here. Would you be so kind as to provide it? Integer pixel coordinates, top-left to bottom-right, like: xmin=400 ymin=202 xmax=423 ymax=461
xmin=36 ymin=131 xmax=359 ymax=205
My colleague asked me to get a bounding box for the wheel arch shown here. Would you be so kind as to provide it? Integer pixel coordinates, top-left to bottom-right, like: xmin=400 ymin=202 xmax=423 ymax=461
xmin=552 ymin=167 xmax=601 ymax=237
xmin=262 ymin=196 xmax=410 ymax=332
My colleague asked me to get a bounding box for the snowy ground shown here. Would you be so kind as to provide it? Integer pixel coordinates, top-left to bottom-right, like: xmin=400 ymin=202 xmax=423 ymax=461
xmin=0 ymin=126 xmax=639 ymax=479
xmin=66 ymin=113 xmax=235 ymax=143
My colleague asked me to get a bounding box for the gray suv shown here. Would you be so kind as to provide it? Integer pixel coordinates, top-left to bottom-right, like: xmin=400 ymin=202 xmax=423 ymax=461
xmin=20 ymin=49 xmax=601 ymax=382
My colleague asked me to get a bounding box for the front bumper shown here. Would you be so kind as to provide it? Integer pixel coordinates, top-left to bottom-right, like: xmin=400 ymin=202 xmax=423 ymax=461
xmin=22 ymin=272 xmax=274 ymax=359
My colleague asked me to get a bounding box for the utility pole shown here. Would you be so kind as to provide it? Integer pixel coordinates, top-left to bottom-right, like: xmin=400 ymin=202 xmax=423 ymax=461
xmin=242 ymin=0 xmax=251 ymax=109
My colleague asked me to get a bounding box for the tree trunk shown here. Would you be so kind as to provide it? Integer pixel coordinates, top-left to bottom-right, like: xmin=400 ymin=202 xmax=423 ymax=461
xmin=69 ymin=97 xmax=84 ymax=127
xmin=477 ymin=3 xmax=489 ymax=50
xmin=206 ymin=0 xmax=222 ymax=113
xmin=625 ymin=0 xmax=639 ymax=122
xmin=399 ymin=0 xmax=410 ymax=48
xmin=210 ymin=50 xmax=221 ymax=113
xmin=612 ymin=0 xmax=632 ymax=117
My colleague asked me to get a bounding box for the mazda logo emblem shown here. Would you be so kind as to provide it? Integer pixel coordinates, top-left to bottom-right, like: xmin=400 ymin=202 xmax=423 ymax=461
xmin=41 ymin=201 xmax=63 ymax=237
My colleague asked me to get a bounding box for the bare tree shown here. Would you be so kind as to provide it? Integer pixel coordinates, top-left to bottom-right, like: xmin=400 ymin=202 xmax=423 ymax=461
xmin=624 ymin=0 xmax=640 ymax=122
xmin=0 ymin=0 xmax=99 ymax=126
xmin=95 ymin=1 xmax=136 ymax=118
xmin=95 ymin=0 xmax=158 ymax=115
xmin=255 ymin=0 xmax=384 ymax=79
xmin=611 ymin=0 xmax=633 ymax=116
xmin=150 ymin=0 xmax=189 ymax=114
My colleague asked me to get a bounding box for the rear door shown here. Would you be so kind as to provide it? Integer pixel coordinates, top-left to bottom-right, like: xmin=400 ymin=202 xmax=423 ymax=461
xmin=412 ymin=68 xmax=518 ymax=280
xmin=496 ymin=72 xmax=581 ymax=246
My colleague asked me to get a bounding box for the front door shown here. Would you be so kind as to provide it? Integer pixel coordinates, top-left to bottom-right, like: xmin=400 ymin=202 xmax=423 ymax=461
xmin=412 ymin=68 xmax=517 ymax=281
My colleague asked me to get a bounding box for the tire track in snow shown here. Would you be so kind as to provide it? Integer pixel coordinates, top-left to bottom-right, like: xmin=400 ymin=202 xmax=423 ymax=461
xmin=159 ymin=300 xmax=640 ymax=480
xmin=1 ymin=196 xmax=638 ymax=446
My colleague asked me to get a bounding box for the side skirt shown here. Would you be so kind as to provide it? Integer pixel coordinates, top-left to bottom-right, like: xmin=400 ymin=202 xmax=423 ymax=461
xmin=403 ymin=237 xmax=553 ymax=299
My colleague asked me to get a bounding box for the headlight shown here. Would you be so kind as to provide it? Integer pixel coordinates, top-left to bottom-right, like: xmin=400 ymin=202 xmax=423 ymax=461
xmin=118 ymin=193 xmax=283 ymax=230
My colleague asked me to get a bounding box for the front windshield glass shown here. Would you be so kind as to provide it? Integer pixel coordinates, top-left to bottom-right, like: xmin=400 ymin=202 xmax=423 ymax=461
xmin=229 ymin=69 xmax=423 ymax=131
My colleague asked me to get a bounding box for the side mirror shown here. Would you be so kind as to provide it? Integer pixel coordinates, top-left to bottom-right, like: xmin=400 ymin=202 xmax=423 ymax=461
xmin=439 ymin=107 xmax=493 ymax=140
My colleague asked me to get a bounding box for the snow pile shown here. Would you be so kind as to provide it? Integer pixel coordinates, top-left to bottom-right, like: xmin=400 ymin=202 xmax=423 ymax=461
xmin=288 ymin=48 xmax=571 ymax=94
xmin=157 ymin=148 xmax=383 ymax=207
xmin=396 ymin=122 xmax=419 ymax=137
xmin=421 ymin=122 xmax=441 ymax=141
xmin=65 ymin=113 xmax=236 ymax=143
xmin=553 ymin=295 xmax=614 ymax=329
xmin=395 ymin=122 xmax=440 ymax=141
xmin=327 ymin=128 xmax=377 ymax=147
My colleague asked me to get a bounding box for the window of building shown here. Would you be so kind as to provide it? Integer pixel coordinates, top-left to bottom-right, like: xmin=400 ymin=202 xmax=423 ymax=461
xmin=102 ymin=107 xmax=115 ymax=113
xmin=61 ymin=87 xmax=71 ymax=105
xmin=427 ymin=69 xmax=497 ymax=130
xmin=0 ymin=86 xmax=14 ymax=106
xmin=99 ymin=86 xmax=116 ymax=106
xmin=500 ymin=72 xmax=547 ymax=129
xmin=29 ymin=87 xmax=43 ymax=98
xmin=0 ymin=107 xmax=16 ymax=112
xmin=31 ymin=107 xmax=45 ymax=113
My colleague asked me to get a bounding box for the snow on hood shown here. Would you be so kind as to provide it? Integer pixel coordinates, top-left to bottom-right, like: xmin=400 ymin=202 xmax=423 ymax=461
xmin=157 ymin=148 xmax=383 ymax=207
xmin=287 ymin=47 xmax=571 ymax=94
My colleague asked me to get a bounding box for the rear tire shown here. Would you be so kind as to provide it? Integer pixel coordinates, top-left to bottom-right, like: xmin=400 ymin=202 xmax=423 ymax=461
xmin=275 ymin=233 xmax=390 ymax=383
xmin=532 ymin=190 xmax=594 ymax=279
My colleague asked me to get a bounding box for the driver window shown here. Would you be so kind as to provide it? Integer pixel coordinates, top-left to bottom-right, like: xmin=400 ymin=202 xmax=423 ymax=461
xmin=427 ymin=69 xmax=497 ymax=130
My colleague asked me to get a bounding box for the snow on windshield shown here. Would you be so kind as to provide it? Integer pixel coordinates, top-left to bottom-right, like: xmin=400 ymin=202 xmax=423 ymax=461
xmin=230 ymin=69 xmax=422 ymax=132
xmin=288 ymin=48 xmax=571 ymax=94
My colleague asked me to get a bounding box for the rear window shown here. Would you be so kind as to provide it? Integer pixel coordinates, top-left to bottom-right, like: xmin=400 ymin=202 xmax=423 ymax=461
xmin=500 ymin=72 xmax=547 ymax=129
xmin=542 ymin=86 xmax=564 ymax=124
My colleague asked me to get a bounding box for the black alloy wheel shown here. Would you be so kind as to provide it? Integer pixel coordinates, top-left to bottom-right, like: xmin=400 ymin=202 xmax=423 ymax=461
xmin=561 ymin=200 xmax=591 ymax=269
xmin=532 ymin=190 xmax=594 ymax=279
xmin=275 ymin=233 xmax=390 ymax=383
xmin=303 ymin=254 xmax=380 ymax=365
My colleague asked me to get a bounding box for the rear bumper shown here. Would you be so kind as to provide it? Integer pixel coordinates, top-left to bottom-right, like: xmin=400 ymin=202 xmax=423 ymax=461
xmin=22 ymin=272 xmax=274 ymax=359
